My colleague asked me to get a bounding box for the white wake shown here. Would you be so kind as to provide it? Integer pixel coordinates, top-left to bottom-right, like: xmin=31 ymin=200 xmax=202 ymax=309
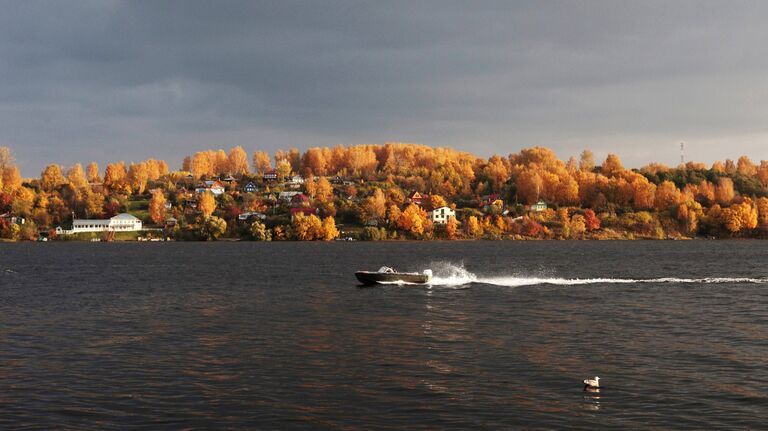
xmin=425 ymin=263 xmax=768 ymax=288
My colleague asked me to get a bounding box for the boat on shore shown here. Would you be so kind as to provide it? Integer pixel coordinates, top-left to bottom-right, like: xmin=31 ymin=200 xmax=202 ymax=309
xmin=355 ymin=267 xmax=432 ymax=285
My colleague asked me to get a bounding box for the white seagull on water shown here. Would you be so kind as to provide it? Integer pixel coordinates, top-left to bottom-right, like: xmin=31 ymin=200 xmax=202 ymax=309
xmin=583 ymin=376 xmax=600 ymax=390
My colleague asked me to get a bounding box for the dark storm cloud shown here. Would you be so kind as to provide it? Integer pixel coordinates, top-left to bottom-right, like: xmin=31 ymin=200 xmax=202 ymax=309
xmin=1 ymin=0 xmax=768 ymax=174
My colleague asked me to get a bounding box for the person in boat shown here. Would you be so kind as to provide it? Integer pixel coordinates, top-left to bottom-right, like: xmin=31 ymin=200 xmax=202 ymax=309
xmin=379 ymin=266 xmax=396 ymax=273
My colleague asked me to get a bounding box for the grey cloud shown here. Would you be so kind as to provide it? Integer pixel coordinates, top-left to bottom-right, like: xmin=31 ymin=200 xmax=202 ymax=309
xmin=1 ymin=0 xmax=768 ymax=175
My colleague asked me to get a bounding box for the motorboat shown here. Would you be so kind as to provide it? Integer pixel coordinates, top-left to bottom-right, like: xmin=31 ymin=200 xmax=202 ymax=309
xmin=355 ymin=266 xmax=432 ymax=285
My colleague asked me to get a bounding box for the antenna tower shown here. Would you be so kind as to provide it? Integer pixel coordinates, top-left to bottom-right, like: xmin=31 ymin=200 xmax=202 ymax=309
xmin=680 ymin=142 xmax=685 ymax=165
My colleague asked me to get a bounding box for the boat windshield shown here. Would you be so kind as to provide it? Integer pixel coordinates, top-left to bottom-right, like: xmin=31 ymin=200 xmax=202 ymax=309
xmin=378 ymin=266 xmax=396 ymax=273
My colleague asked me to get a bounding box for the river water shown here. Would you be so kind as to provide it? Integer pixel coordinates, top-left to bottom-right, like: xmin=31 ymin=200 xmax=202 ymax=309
xmin=1 ymin=241 xmax=767 ymax=429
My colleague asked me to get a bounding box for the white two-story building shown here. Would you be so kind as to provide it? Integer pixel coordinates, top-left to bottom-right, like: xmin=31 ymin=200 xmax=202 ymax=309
xmin=429 ymin=206 xmax=456 ymax=224
xmin=71 ymin=213 xmax=143 ymax=233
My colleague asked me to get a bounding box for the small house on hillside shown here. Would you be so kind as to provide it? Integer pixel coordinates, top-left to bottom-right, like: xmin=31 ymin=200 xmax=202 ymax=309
xmin=278 ymin=191 xmax=301 ymax=202
xmin=429 ymin=206 xmax=456 ymax=225
xmin=290 ymin=193 xmax=310 ymax=206
xmin=244 ymin=182 xmax=258 ymax=193
xmin=195 ymin=180 xmax=226 ymax=196
xmin=238 ymin=212 xmax=267 ymax=222
xmin=263 ymin=170 xmax=279 ymax=181
xmin=408 ymin=191 xmax=429 ymax=206
xmin=0 ymin=213 xmax=25 ymax=225
xmin=529 ymin=200 xmax=548 ymax=212
xmin=480 ymin=194 xmax=501 ymax=208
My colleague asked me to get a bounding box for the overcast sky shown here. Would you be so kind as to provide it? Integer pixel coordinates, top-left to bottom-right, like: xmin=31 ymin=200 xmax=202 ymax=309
xmin=3 ymin=1 xmax=768 ymax=175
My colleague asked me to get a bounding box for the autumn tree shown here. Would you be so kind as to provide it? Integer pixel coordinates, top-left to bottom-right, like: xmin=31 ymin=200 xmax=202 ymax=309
xmin=570 ymin=214 xmax=587 ymax=238
xmin=445 ymin=216 xmax=458 ymax=239
xmin=583 ymin=209 xmax=601 ymax=231
xmin=12 ymin=187 xmax=36 ymax=217
xmin=315 ymin=177 xmax=333 ymax=202
xmin=558 ymin=208 xmax=571 ymax=239
xmin=462 ymin=215 xmax=481 ymax=238
xmin=397 ymin=203 xmax=428 ymax=237
xmin=2 ymin=165 xmax=21 ymax=193
xmin=66 ymin=164 xmax=89 ymax=190
xmin=276 ymin=159 xmax=292 ymax=179
xmin=85 ymin=192 xmax=105 ymax=218
xmin=0 ymin=147 xmax=14 ymax=170
xmin=321 ymin=216 xmax=339 ymax=241
xmin=199 ymin=191 xmax=217 ymax=218
xmin=86 ymin=162 xmax=100 ymax=183
xmin=104 ymin=162 xmax=127 ymax=190
xmin=201 ymin=216 xmax=227 ymax=240
xmin=722 ymin=198 xmax=758 ymax=234
xmin=128 ymin=162 xmax=149 ymax=195
xmin=291 ymin=213 xmax=324 ymax=240
xmin=654 ymin=181 xmax=681 ymax=211
xmin=737 ymin=156 xmax=757 ymax=176
xmin=362 ymin=188 xmax=387 ymax=223
xmin=301 ymin=147 xmax=327 ymax=176
xmin=40 ymin=164 xmax=66 ymax=191
xmin=214 ymin=149 xmax=229 ymax=175
xmin=756 ymin=197 xmax=768 ymax=227
xmin=579 ymin=150 xmax=595 ymax=172
xmin=249 ymin=220 xmax=271 ymax=241
xmin=601 ymin=154 xmax=624 ymax=177
xmin=516 ymin=170 xmax=543 ymax=204
xmin=149 ymin=189 xmax=167 ymax=225
xmin=191 ymin=152 xmax=212 ymax=179
xmin=228 ymin=146 xmax=249 ymax=175
xmin=252 ymin=151 xmax=272 ymax=175
xmin=715 ymin=177 xmax=735 ymax=205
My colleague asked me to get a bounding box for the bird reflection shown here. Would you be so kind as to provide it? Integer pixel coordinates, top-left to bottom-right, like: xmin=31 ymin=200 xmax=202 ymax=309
xmin=582 ymin=386 xmax=601 ymax=411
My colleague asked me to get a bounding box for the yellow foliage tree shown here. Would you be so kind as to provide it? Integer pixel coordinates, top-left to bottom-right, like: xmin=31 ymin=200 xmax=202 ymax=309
xmin=149 ymin=190 xmax=167 ymax=225
xmin=315 ymin=177 xmax=333 ymax=202
xmin=601 ymin=153 xmax=624 ymax=177
xmin=321 ymin=216 xmax=339 ymax=241
xmin=464 ymin=215 xmax=482 ymax=238
xmin=199 ymin=191 xmax=217 ymax=218
xmin=252 ymin=151 xmax=272 ymax=175
xmin=276 ymin=159 xmax=292 ymax=179
xmin=66 ymin=164 xmax=89 ymax=190
xmin=292 ymin=213 xmax=324 ymax=240
xmin=445 ymin=216 xmax=458 ymax=239
xmin=363 ymin=188 xmax=387 ymax=223
xmin=40 ymin=164 xmax=66 ymax=191
xmin=191 ymin=152 xmax=212 ymax=179
xmin=228 ymin=146 xmax=249 ymax=175
xmin=86 ymin=162 xmax=100 ymax=183
xmin=104 ymin=162 xmax=127 ymax=189
xmin=2 ymin=165 xmax=21 ymax=193
xmin=722 ymin=198 xmax=758 ymax=234
xmin=715 ymin=177 xmax=735 ymax=205
xmin=128 ymin=162 xmax=149 ymax=195
xmin=654 ymin=181 xmax=681 ymax=211
xmin=757 ymin=197 xmax=768 ymax=226
xmin=86 ymin=192 xmax=105 ymax=218
xmin=397 ymin=203 xmax=428 ymax=237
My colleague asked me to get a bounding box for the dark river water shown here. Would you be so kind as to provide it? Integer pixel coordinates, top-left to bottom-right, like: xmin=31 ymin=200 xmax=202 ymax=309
xmin=1 ymin=241 xmax=767 ymax=430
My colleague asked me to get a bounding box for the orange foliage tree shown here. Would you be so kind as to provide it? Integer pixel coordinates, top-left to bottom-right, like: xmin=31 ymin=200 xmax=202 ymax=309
xmin=199 ymin=191 xmax=217 ymax=218
xmin=149 ymin=190 xmax=167 ymax=225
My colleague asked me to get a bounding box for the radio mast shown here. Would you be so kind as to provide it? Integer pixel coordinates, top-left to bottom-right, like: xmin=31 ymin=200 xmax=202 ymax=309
xmin=680 ymin=142 xmax=685 ymax=165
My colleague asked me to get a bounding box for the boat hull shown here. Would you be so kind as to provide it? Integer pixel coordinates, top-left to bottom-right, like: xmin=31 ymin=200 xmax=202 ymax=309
xmin=355 ymin=271 xmax=431 ymax=285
